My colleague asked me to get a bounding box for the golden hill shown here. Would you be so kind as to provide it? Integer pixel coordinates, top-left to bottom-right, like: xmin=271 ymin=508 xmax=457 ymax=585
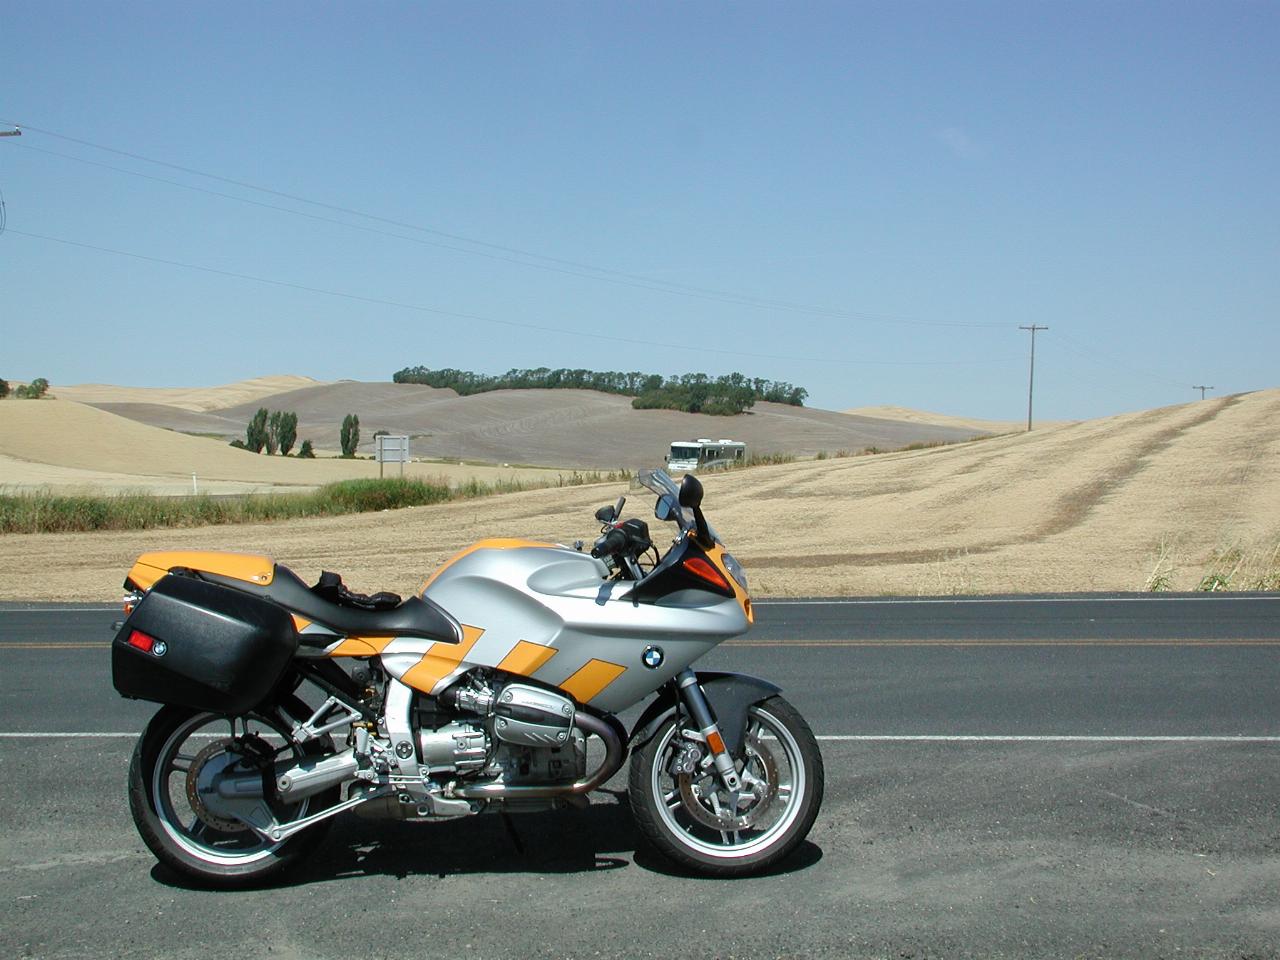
xmin=53 ymin=375 xmax=323 ymax=411
xmin=1 ymin=389 xmax=1276 ymax=601
xmin=0 ymin=398 xmax=568 ymax=494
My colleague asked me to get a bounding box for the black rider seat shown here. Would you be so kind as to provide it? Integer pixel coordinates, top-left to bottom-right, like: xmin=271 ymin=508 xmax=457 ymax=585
xmin=202 ymin=564 xmax=462 ymax=645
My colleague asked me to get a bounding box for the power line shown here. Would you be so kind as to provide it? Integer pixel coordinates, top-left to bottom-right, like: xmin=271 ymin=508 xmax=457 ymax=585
xmin=6 ymin=227 xmax=1023 ymax=370
xmin=1053 ymin=330 xmax=1189 ymax=390
xmin=1192 ymin=384 xmax=1215 ymax=400
xmin=0 ymin=119 xmax=1011 ymax=330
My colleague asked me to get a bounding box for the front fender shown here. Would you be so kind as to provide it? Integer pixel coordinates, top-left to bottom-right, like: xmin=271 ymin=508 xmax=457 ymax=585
xmin=628 ymin=671 xmax=782 ymax=758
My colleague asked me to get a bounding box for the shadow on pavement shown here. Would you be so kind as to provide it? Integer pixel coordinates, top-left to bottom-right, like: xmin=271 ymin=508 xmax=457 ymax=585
xmin=150 ymin=789 xmax=823 ymax=889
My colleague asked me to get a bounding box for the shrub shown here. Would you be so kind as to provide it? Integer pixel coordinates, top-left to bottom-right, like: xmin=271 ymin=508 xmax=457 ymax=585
xmin=14 ymin=377 xmax=50 ymax=399
xmin=0 ymin=379 xmax=9 ymax=398
xmin=298 ymin=439 xmax=315 ymax=459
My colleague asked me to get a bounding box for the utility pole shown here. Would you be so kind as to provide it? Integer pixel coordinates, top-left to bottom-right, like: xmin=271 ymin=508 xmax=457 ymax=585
xmin=1019 ymin=325 xmax=1049 ymax=431
xmin=1192 ymin=385 xmax=1214 ymax=400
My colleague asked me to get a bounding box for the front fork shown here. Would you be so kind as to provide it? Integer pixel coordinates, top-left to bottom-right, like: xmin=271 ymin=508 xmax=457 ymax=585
xmin=675 ymin=669 xmax=741 ymax=791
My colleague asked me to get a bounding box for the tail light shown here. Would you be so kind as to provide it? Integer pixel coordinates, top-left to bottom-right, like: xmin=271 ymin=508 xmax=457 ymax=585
xmin=126 ymin=629 xmax=157 ymax=653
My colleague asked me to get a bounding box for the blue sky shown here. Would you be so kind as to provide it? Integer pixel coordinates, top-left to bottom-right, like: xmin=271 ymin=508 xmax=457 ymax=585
xmin=1 ymin=1 xmax=1276 ymax=420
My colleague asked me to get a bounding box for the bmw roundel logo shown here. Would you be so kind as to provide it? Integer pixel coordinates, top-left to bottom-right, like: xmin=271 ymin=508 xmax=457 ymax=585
xmin=151 ymin=640 xmax=168 ymax=657
xmin=642 ymin=646 xmax=664 ymax=669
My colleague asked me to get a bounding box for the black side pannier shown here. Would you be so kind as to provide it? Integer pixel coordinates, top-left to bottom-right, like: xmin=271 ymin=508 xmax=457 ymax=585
xmin=112 ymin=574 xmax=298 ymax=714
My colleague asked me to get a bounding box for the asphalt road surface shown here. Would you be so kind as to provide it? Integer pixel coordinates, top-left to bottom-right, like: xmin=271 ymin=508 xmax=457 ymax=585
xmin=2 ymin=595 xmax=1278 ymax=959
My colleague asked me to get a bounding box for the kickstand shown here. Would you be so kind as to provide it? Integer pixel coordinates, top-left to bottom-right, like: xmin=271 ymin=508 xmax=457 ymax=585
xmin=500 ymin=811 xmax=525 ymax=855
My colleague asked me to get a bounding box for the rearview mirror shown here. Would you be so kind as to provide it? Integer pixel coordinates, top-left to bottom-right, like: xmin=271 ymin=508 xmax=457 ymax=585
xmin=654 ymin=498 xmax=674 ymax=522
xmin=595 ymin=504 xmax=617 ymax=524
xmin=678 ymin=474 xmax=703 ymax=510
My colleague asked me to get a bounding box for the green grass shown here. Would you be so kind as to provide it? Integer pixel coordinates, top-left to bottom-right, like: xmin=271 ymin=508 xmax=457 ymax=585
xmin=0 ymin=469 xmax=636 ymax=535
xmin=3 ymin=478 xmax=462 ymax=534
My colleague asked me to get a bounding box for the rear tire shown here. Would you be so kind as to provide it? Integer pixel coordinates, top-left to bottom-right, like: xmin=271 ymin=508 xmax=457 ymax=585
xmin=629 ymin=695 xmax=823 ymax=877
xmin=128 ymin=701 xmax=337 ymax=887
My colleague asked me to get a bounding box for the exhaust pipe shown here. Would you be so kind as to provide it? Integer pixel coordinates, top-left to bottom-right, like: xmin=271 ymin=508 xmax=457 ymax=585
xmin=451 ymin=712 xmax=625 ymax=800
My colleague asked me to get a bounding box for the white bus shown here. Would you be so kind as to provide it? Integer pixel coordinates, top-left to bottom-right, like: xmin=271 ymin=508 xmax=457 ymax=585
xmin=665 ymin=439 xmax=747 ymax=473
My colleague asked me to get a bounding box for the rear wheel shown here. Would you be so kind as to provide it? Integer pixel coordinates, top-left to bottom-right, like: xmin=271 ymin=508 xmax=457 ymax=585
xmin=630 ymin=695 xmax=823 ymax=876
xmin=127 ymin=701 xmax=336 ymax=887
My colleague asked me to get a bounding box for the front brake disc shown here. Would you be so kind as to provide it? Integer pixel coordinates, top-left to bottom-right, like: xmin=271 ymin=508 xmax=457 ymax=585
xmin=676 ymin=734 xmax=779 ymax=831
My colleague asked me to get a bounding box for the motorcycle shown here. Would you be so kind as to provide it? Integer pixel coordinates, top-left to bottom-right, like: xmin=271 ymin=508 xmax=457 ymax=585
xmin=112 ymin=468 xmax=823 ymax=885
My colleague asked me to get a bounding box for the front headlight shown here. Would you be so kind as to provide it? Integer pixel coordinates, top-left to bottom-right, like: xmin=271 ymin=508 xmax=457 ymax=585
xmin=722 ymin=552 xmax=748 ymax=592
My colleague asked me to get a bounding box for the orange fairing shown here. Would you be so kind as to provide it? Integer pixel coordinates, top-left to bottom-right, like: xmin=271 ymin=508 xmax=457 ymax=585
xmin=327 ymin=636 xmax=396 ymax=658
xmin=127 ymin=551 xmax=274 ymax=592
xmin=559 ymin=659 xmax=627 ymax=703
xmin=419 ymin=539 xmax=557 ymax=593
xmin=496 ymin=640 xmax=558 ymax=676
xmin=401 ymin=625 xmax=485 ymax=692
xmin=705 ymin=544 xmax=754 ymax=625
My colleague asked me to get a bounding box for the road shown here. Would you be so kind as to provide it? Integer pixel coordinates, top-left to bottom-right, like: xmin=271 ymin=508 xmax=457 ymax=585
xmin=2 ymin=595 xmax=1278 ymax=958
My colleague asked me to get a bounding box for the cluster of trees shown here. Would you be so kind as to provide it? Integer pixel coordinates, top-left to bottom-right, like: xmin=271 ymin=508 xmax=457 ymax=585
xmin=230 ymin=410 xmax=355 ymax=457
xmin=1 ymin=377 xmax=49 ymax=399
xmin=391 ymin=366 xmax=807 ymax=415
xmin=232 ymin=408 xmax=301 ymax=455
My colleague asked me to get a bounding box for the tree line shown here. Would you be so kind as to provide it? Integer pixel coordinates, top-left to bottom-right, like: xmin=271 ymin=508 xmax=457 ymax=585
xmin=0 ymin=377 xmax=49 ymax=399
xmin=391 ymin=366 xmax=807 ymax=415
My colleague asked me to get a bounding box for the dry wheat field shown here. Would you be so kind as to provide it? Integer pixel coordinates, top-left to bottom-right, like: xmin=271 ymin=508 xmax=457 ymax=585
xmin=1 ymin=383 xmax=1276 ymax=601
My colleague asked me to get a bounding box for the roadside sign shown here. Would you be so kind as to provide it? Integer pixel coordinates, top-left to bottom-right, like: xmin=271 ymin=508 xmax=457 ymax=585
xmin=375 ymin=434 xmax=410 ymax=477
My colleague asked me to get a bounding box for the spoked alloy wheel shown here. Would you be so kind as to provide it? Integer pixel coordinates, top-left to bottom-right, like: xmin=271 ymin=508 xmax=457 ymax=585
xmin=630 ymin=695 xmax=823 ymax=876
xmin=128 ymin=703 xmax=335 ymax=887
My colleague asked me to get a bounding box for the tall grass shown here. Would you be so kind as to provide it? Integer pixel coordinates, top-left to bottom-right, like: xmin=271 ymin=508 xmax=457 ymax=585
xmin=5 ymin=478 xmax=467 ymax=534
xmin=0 ymin=469 xmax=637 ymax=535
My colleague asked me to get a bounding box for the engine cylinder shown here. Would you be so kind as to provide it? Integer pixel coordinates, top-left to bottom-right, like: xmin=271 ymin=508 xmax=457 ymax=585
xmin=492 ymin=683 xmax=575 ymax=747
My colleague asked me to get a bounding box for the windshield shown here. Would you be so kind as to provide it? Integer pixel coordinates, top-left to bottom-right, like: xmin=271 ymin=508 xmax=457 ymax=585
xmin=669 ymin=445 xmax=700 ymax=461
xmin=637 ymin=467 xmax=721 ymax=542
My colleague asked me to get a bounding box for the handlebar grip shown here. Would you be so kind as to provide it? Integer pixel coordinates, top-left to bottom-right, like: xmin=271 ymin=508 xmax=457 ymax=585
xmin=591 ymin=528 xmax=630 ymax=559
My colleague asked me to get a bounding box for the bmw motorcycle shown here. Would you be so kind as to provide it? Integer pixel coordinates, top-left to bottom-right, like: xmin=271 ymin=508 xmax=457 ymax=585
xmin=112 ymin=468 xmax=823 ymax=885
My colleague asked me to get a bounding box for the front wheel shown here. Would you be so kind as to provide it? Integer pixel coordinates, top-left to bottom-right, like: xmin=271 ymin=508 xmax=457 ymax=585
xmin=127 ymin=702 xmax=336 ymax=887
xmin=629 ymin=695 xmax=823 ymax=876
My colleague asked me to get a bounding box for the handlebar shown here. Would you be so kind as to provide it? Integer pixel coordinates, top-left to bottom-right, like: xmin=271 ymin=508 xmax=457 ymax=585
xmin=590 ymin=517 xmax=653 ymax=570
xmin=590 ymin=527 xmax=630 ymax=560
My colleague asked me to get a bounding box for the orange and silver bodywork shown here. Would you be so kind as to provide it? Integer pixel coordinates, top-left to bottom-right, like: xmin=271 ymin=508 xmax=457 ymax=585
xmin=413 ymin=539 xmax=748 ymax=712
xmin=123 ymin=538 xmax=749 ymax=714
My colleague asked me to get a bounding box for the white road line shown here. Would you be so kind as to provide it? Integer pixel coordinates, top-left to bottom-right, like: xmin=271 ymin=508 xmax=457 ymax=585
xmin=2 ymin=732 xmax=1277 ymax=742
xmin=5 ymin=597 xmax=1278 ymax=613
xmin=819 ymin=742 xmax=1280 ymax=747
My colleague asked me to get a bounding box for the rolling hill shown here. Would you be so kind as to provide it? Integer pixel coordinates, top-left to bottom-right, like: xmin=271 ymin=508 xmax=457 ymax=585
xmin=55 ymin=378 xmax=990 ymax=470
xmin=3 ymin=388 xmax=1276 ymax=600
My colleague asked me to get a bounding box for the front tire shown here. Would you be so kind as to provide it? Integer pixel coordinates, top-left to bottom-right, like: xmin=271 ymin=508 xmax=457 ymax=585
xmin=128 ymin=702 xmax=336 ymax=887
xmin=629 ymin=695 xmax=823 ymax=876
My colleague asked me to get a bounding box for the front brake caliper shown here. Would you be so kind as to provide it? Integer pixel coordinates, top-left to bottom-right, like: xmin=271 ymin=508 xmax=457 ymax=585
xmin=668 ymin=738 xmax=703 ymax=777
